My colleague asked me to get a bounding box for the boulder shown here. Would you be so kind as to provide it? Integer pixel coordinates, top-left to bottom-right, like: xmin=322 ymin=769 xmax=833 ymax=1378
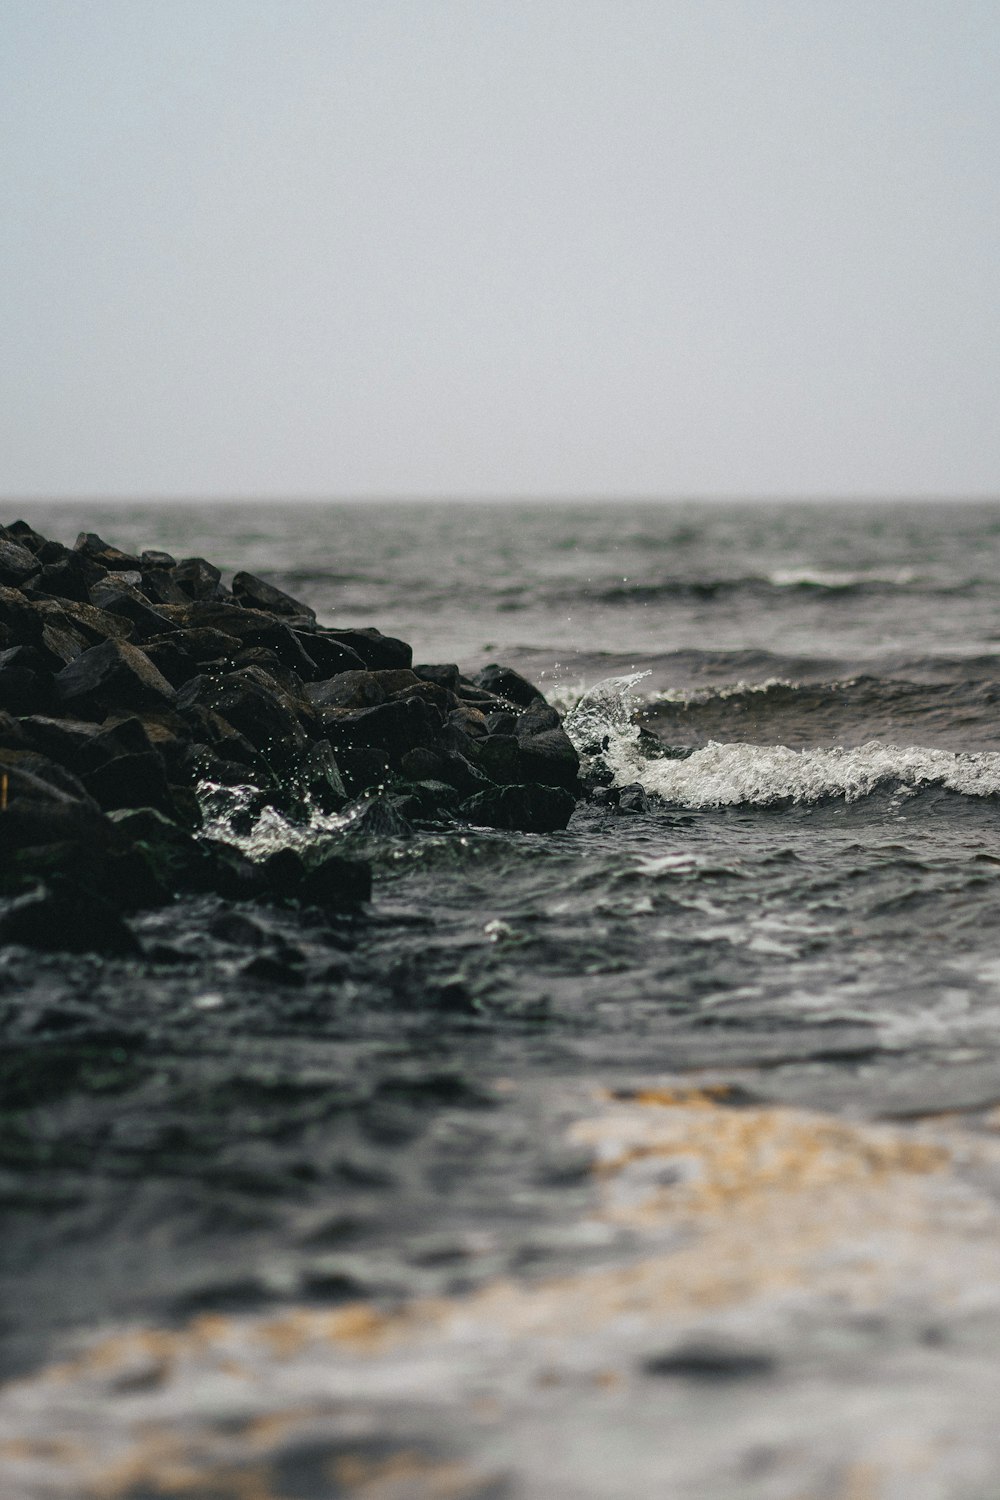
xmin=474 ymin=664 xmax=545 ymax=707
xmin=460 ymin=783 xmax=576 ymax=834
xmin=73 ymin=531 xmax=142 ymax=572
xmin=232 ymin=571 xmax=316 ymax=620
xmin=89 ymin=578 xmax=175 ymax=639
xmin=306 ymin=671 xmax=386 ymax=711
xmin=171 ymin=556 xmax=226 ymax=600
xmin=82 ymin=751 xmax=180 ymax=819
xmin=293 ymin=632 xmax=366 ymax=678
xmin=55 ymin=639 xmax=177 ymax=713
xmin=176 ymin=670 xmax=307 ymax=763
xmin=414 ymin=663 xmax=461 ymax=693
xmin=0 ymin=536 xmax=41 ymax=588
xmin=316 ymin=627 xmax=412 ymax=671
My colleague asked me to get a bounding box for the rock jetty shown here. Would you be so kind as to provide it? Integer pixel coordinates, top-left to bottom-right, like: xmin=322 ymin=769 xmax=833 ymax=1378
xmin=0 ymin=522 xmax=581 ymax=953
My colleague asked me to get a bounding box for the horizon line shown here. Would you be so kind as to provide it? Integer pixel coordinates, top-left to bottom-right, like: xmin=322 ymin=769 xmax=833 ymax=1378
xmin=3 ymin=491 xmax=1000 ymax=507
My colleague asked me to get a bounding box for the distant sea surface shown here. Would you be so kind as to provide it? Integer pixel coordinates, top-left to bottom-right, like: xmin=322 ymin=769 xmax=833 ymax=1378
xmin=7 ymin=498 xmax=1000 ymax=1495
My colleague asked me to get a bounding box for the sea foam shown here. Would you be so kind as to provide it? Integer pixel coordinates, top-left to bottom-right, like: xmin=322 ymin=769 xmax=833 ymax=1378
xmin=563 ymin=674 xmax=1000 ymax=808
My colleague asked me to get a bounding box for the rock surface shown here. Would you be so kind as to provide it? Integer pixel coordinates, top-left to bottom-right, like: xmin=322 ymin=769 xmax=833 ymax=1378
xmin=0 ymin=522 xmax=582 ymax=951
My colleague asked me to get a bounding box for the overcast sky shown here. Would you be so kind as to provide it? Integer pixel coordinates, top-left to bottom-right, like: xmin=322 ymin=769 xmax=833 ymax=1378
xmin=2 ymin=0 xmax=998 ymax=500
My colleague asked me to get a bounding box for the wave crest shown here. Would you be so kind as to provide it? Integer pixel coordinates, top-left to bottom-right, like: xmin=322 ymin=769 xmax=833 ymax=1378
xmin=563 ymin=674 xmax=1000 ymax=807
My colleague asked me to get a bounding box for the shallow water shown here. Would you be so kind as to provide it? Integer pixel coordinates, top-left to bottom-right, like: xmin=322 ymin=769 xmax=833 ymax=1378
xmin=5 ymin=498 xmax=1000 ymax=1497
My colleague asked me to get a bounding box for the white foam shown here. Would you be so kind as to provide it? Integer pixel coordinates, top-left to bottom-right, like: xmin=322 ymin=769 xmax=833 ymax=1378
xmin=630 ymin=741 xmax=1000 ymax=807
xmin=650 ymin=677 xmax=798 ymax=707
xmin=768 ymin=567 xmax=916 ymax=588
xmin=196 ymin=780 xmax=359 ymax=859
xmin=563 ymin=672 xmax=1000 ymax=808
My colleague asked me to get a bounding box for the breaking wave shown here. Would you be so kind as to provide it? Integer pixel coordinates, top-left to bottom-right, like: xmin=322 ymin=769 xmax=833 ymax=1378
xmin=564 ymin=674 xmax=1000 ymax=808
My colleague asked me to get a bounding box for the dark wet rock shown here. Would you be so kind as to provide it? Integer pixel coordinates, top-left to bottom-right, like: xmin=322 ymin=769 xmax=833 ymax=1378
xmin=617 ymin=783 xmax=651 ymax=814
xmin=0 ymin=749 xmax=98 ymax=807
xmin=0 ymin=710 xmax=28 ymax=749
xmin=0 ymin=583 xmax=44 ymax=647
xmin=0 ymin=759 xmax=174 ymax=908
xmin=0 ymin=519 xmax=586 ymax=955
xmin=15 ymin=714 xmax=140 ymax=774
xmin=342 ymin=793 xmax=412 ymax=838
xmin=38 ymin=596 xmax=135 ymax=648
xmin=89 ymin=578 xmax=175 ymax=639
xmin=141 ymin=637 xmax=201 ymax=688
xmin=0 ymin=646 xmax=51 ymax=713
xmin=297 ymin=738 xmax=347 ymax=812
xmin=484 ymin=710 xmax=518 ymax=735
xmin=139 ymin=566 xmax=190 ymax=605
xmin=73 ymin=530 xmax=143 ymax=573
xmin=108 ymin=805 xmax=202 ymax=874
xmin=178 ymin=706 xmax=263 ymax=771
xmin=516 ymin=727 xmax=580 ymax=793
xmin=398 ymin=746 xmax=450 ymax=782
xmin=159 ymin=602 xmax=320 ymax=679
xmin=396 ymin=778 xmax=461 ymax=819
xmin=393 ymin=679 xmax=458 ymax=713
xmin=370 ymin=668 xmax=423 ymax=696
xmin=36 ymin=616 xmax=92 ymax=669
xmin=0 ymin=883 xmax=139 ymax=955
xmin=460 ymin=783 xmax=576 ymax=833
xmin=293 ymin=631 xmax=366 ymax=678
xmin=56 ymin=639 xmax=177 ymax=713
xmin=176 ymin=626 xmax=245 ymax=663
xmin=170 ymin=556 xmax=226 ymax=601
xmin=513 ymin=700 xmax=581 ymax=792
xmin=476 ymin=734 xmax=522 ymax=786
xmin=82 ymin=752 xmax=180 ymax=819
xmin=318 ymin=626 xmax=412 ymax=671
xmin=514 ymin=700 xmax=562 ymax=737
xmin=322 ymin=698 xmax=441 ymax=767
xmin=335 ymin=745 xmax=391 ymax=796
xmin=474 ymin=663 xmax=545 ymax=707
xmin=414 ymin=663 xmax=461 ymax=692
xmin=31 ymin=553 xmax=97 ymax=603
xmin=449 ymin=704 xmax=491 ymax=742
xmin=232 ymin=570 xmax=316 ymax=621
xmin=0 ymin=536 xmax=41 ymax=587
xmin=140 ymin=549 xmax=176 ymax=570
xmin=3 ymin=519 xmax=47 ymax=553
xmin=176 ymin=670 xmax=308 ymax=764
xmin=305 ymin=670 xmax=386 ymax=711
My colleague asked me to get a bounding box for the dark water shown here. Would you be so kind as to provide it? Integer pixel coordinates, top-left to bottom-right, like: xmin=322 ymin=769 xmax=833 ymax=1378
xmin=6 ymin=500 xmax=1000 ymax=1496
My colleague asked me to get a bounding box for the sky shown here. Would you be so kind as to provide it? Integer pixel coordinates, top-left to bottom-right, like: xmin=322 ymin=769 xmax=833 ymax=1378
xmin=1 ymin=0 xmax=998 ymax=500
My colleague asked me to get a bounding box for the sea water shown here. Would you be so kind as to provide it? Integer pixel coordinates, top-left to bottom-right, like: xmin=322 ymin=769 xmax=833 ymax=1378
xmin=6 ymin=498 xmax=1000 ymax=1497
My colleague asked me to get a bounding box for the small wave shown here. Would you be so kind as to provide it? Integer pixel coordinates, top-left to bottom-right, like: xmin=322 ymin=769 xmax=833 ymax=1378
xmin=630 ymin=741 xmax=1000 ymax=807
xmin=767 ymin=568 xmax=917 ymax=590
xmin=649 ymin=677 xmax=800 ymax=707
xmin=564 ymin=674 xmax=1000 ymax=807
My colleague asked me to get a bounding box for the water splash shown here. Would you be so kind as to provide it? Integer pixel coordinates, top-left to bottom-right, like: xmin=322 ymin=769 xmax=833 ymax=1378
xmin=562 ymin=671 xmax=651 ymax=770
xmin=197 ymin=780 xmax=361 ymax=860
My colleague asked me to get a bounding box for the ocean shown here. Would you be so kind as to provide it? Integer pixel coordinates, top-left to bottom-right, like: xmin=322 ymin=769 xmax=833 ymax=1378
xmin=5 ymin=497 xmax=1000 ymax=1499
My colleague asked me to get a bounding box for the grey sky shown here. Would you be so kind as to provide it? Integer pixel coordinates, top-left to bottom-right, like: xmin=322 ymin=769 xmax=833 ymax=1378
xmin=2 ymin=0 xmax=998 ymax=499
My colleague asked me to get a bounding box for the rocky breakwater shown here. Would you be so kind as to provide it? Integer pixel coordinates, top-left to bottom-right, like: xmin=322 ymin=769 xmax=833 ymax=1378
xmin=0 ymin=522 xmax=581 ymax=954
